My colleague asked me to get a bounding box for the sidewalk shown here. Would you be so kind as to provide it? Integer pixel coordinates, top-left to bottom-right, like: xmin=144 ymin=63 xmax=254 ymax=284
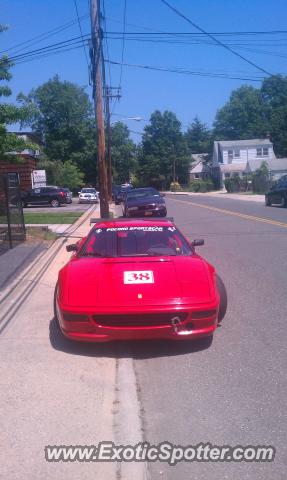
xmin=168 ymin=190 xmax=265 ymax=203
xmin=25 ymin=223 xmax=71 ymax=234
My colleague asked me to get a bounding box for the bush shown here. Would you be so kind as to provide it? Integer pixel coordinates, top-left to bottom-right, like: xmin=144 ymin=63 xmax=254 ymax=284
xmin=224 ymin=176 xmax=242 ymax=193
xmin=170 ymin=181 xmax=181 ymax=192
xmin=188 ymin=179 xmax=214 ymax=193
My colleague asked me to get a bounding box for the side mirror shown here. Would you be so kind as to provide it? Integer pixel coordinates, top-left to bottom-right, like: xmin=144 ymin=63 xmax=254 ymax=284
xmin=191 ymin=239 xmax=204 ymax=247
xmin=66 ymin=244 xmax=78 ymax=252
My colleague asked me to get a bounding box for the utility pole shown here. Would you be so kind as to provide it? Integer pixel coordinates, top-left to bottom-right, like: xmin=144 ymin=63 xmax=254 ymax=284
xmin=103 ymin=87 xmax=121 ymax=201
xmin=105 ymin=88 xmax=112 ymax=201
xmin=90 ymin=0 xmax=109 ymax=217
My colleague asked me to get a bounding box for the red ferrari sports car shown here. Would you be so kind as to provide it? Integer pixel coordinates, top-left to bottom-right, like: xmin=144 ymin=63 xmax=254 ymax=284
xmin=54 ymin=217 xmax=227 ymax=342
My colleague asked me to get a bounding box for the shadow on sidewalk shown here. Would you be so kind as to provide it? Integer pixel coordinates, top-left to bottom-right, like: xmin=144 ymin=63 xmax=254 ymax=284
xmin=49 ymin=317 xmax=213 ymax=359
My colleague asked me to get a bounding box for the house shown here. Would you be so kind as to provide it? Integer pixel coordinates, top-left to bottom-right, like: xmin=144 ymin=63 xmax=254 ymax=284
xmin=212 ymin=138 xmax=283 ymax=187
xmin=189 ymin=153 xmax=210 ymax=181
xmin=245 ymin=158 xmax=287 ymax=181
xmin=0 ymin=132 xmax=42 ymax=191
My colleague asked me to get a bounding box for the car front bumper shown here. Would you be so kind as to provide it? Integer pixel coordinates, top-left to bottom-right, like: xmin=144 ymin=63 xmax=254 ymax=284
xmin=56 ymin=303 xmax=218 ymax=342
xmin=126 ymin=206 xmax=167 ymax=217
xmin=79 ymin=197 xmax=99 ymax=203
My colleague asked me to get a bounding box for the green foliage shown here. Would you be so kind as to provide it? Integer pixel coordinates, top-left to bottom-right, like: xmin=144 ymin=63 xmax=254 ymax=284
xmin=0 ymin=27 xmax=35 ymax=161
xmin=185 ymin=116 xmax=212 ymax=154
xmin=188 ymin=179 xmax=214 ymax=193
xmin=224 ymin=177 xmax=242 ymax=193
xmin=17 ymin=75 xmax=96 ymax=182
xmin=38 ymin=158 xmax=84 ymax=190
xmin=110 ymin=122 xmax=137 ymax=183
xmin=138 ymin=110 xmax=189 ymax=189
xmin=213 ymin=85 xmax=267 ymax=140
xmin=261 ymin=75 xmax=287 ymax=157
xmin=170 ymin=181 xmax=181 ymax=192
xmin=251 ymin=161 xmax=269 ymax=193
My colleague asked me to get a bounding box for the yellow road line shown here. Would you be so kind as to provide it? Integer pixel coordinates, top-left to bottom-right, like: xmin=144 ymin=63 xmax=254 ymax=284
xmin=172 ymin=197 xmax=287 ymax=229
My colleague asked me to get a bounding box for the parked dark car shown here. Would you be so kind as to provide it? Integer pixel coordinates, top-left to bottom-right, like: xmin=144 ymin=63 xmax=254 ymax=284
xmin=62 ymin=188 xmax=73 ymax=204
xmin=114 ymin=184 xmax=133 ymax=205
xmin=112 ymin=185 xmax=121 ymax=202
xmin=21 ymin=186 xmax=69 ymax=208
xmin=123 ymin=187 xmax=167 ymax=217
xmin=265 ymin=175 xmax=287 ymax=207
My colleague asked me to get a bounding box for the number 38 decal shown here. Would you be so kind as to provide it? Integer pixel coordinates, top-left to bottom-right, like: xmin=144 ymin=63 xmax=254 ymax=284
xmin=124 ymin=270 xmax=154 ymax=284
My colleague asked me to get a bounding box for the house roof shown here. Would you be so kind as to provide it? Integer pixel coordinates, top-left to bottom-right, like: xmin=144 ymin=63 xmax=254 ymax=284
xmin=246 ymin=158 xmax=287 ymax=172
xmin=190 ymin=154 xmax=209 ymax=174
xmin=216 ymin=139 xmax=272 ymax=148
xmin=220 ymin=163 xmax=247 ymax=173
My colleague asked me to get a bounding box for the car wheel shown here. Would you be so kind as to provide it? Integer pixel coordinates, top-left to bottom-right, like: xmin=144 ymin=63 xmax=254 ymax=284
xmin=50 ymin=198 xmax=60 ymax=208
xmin=265 ymin=195 xmax=271 ymax=206
xmin=216 ymin=274 xmax=227 ymax=323
xmin=160 ymin=210 xmax=167 ymax=217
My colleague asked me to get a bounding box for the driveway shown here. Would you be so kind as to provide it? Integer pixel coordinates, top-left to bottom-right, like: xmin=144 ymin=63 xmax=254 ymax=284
xmin=23 ymin=197 xmax=96 ymax=213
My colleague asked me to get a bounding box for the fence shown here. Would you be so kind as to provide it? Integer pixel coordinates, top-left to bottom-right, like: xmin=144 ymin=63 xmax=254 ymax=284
xmin=0 ymin=173 xmax=26 ymax=255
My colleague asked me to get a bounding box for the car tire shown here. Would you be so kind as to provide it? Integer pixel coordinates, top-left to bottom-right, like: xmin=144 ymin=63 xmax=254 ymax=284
xmin=160 ymin=210 xmax=167 ymax=217
xmin=50 ymin=198 xmax=60 ymax=208
xmin=265 ymin=195 xmax=271 ymax=206
xmin=54 ymin=283 xmax=60 ymax=325
xmin=216 ymin=274 xmax=227 ymax=323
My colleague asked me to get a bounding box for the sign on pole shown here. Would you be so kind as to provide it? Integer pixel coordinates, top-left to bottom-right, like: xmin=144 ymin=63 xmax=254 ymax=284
xmin=32 ymin=170 xmax=46 ymax=188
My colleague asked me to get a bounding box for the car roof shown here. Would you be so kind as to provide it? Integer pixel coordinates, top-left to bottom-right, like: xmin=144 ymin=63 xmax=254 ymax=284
xmin=128 ymin=187 xmax=157 ymax=192
xmin=91 ymin=217 xmax=174 ymax=229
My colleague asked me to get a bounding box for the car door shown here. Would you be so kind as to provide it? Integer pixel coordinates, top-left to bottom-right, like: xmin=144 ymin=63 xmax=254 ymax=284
xmin=27 ymin=188 xmax=43 ymax=205
xmin=271 ymin=180 xmax=287 ymax=204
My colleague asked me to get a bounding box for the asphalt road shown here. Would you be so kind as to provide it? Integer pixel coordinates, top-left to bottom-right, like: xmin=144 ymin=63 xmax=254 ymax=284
xmin=23 ymin=197 xmax=95 ymax=213
xmin=0 ymin=196 xmax=286 ymax=479
xmin=132 ymin=195 xmax=287 ymax=479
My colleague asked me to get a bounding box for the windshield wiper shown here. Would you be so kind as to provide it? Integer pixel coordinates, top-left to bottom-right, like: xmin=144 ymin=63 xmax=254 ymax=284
xmin=80 ymin=252 xmax=113 ymax=258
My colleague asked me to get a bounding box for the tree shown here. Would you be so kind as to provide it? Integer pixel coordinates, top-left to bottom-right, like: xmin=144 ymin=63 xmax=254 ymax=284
xmin=0 ymin=26 xmax=34 ymax=161
xmin=261 ymin=75 xmax=287 ymax=157
xmin=110 ymin=122 xmax=137 ymax=183
xmin=213 ymin=85 xmax=267 ymax=140
xmin=139 ymin=110 xmax=189 ymax=189
xmin=185 ymin=116 xmax=212 ymax=154
xmin=37 ymin=158 xmax=84 ymax=190
xmin=18 ymin=75 xmax=97 ymax=182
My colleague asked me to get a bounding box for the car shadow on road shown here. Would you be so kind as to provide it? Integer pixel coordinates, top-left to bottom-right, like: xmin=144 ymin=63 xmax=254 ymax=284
xmin=49 ymin=317 xmax=213 ymax=359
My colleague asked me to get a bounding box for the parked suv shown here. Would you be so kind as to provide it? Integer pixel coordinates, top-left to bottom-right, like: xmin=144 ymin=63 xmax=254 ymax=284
xmin=265 ymin=175 xmax=287 ymax=207
xmin=21 ymin=186 xmax=69 ymax=208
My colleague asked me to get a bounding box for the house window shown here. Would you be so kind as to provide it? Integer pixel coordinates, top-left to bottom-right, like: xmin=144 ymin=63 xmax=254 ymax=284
xmin=257 ymin=148 xmax=263 ymax=157
xmin=263 ymin=147 xmax=269 ymax=156
xmin=225 ymin=173 xmax=231 ymax=178
xmin=194 ymin=173 xmax=200 ymax=179
xmin=228 ymin=150 xmax=233 ymax=159
xmin=234 ymin=149 xmax=240 ymax=158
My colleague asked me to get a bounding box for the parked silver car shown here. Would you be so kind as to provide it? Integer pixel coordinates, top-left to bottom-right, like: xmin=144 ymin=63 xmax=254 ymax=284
xmin=78 ymin=188 xmax=99 ymax=204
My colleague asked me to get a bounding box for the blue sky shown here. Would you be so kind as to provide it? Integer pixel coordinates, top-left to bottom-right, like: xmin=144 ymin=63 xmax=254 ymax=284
xmin=2 ymin=0 xmax=287 ymax=140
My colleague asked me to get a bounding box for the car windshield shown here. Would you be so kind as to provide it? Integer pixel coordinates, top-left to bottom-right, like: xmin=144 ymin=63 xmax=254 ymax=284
xmin=126 ymin=189 xmax=160 ymax=200
xmin=79 ymin=226 xmax=192 ymax=257
xmin=81 ymin=188 xmax=96 ymax=194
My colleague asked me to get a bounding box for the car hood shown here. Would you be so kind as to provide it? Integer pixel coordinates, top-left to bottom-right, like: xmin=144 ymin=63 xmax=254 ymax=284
xmin=64 ymin=256 xmax=214 ymax=308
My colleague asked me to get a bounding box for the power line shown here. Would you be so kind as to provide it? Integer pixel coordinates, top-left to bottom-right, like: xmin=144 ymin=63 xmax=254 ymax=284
xmin=159 ymin=0 xmax=272 ymax=76
xmin=0 ymin=14 xmax=89 ymax=56
xmin=73 ymin=0 xmax=90 ymax=69
xmin=107 ymin=59 xmax=264 ymax=82
xmin=105 ymin=30 xmax=287 ymax=36
xmin=119 ymin=0 xmax=127 ymax=89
